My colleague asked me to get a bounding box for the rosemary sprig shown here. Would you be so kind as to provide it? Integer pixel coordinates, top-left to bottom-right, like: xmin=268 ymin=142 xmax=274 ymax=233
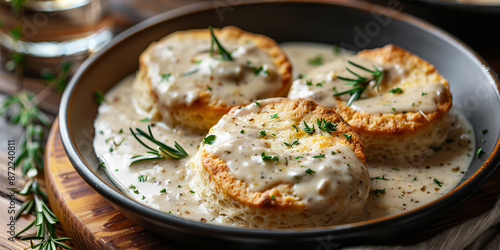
xmin=40 ymin=61 xmax=72 ymax=93
xmin=334 ymin=60 xmax=384 ymax=106
xmin=11 ymin=180 xmax=72 ymax=249
xmin=209 ymin=26 xmax=233 ymax=61
xmin=2 ymin=91 xmax=73 ymax=249
xmin=302 ymin=121 xmax=315 ymax=135
xmin=317 ymin=118 xmax=337 ymax=134
xmin=129 ymin=125 xmax=188 ymax=165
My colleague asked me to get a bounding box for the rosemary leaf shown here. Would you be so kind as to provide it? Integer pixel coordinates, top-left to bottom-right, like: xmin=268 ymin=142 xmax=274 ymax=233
xmin=209 ymin=26 xmax=233 ymax=61
xmin=334 ymin=60 xmax=384 ymax=106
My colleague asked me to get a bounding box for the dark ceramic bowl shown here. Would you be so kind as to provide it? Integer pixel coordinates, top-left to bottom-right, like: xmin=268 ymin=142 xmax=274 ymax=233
xmin=59 ymin=0 xmax=500 ymax=248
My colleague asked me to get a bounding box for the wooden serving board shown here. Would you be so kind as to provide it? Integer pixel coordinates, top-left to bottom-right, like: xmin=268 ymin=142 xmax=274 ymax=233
xmin=44 ymin=119 xmax=500 ymax=249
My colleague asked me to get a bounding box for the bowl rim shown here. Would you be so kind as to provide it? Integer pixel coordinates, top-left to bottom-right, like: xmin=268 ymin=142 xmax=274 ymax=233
xmin=59 ymin=0 xmax=500 ymax=240
xmin=413 ymin=0 xmax=500 ymax=13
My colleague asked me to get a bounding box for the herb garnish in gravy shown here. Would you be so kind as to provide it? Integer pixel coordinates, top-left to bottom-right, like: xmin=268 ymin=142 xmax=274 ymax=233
xmin=209 ymin=26 xmax=233 ymax=61
xmin=333 ymin=60 xmax=385 ymax=106
xmin=129 ymin=125 xmax=188 ymax=165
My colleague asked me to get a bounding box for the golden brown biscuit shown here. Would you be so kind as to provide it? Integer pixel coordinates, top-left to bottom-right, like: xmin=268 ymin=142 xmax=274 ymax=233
xmin=132 ymin=26 xmax=292 ymax=131
xmin=288 ymin=45 xmax=452 ymax=164
xmin=191 ymin=98 xmax=369 ymax=228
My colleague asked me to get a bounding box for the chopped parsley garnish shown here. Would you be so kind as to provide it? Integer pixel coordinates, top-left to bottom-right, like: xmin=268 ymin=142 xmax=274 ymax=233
xmin=161 ymin=73 xmax=172 ymax=81
xmin=271 ymin=195 xmax=275 ymax=200
xmin=134 ymin=190 xmax=140 ymax=194
xmin=284 ymin=140 xmax=299 ymax=147
xmin=261 ymin=152 xmax=279 ymax=161
xmin=139 ymin=117 xmax=151 ymax=122
xmin=392 ymin=107 xmax=396 ymax=112
xmin=302 ymin=121 xmax=315 ymax=135
xmin=316 ymin=83 xmax=323 ymax=87
xmin=94 ymin=90 xmax=105 ymax=104
xmin=295 ymin=156 xmax=304 ymax=159
xmin=312 ymin=154 xmax=325 ymax=158
xmin=193 ymin=59 xmax=203 ymax=64
xmin=305 ymin=168 xmax=316 ymax=174
xmin=421 ymin=92 xmax=427 ymax=96
xmin=434 ymin=179 xmax=443 ymax=187
xmin=342 ymin=133 xmax=352 ymax=140
xmin=298 ymin=74 xmax=306 ymax=79
xmin=331 ymin=151 xmax=337 ymax=155
xmin=477 ymin=148 xmax=486 ymax=158
xmin=190 ymin=190 xmax=195 ymax=193
xmin=98 ymin=162 xmax=106 ymax=169
xmin=203 ymin=135 xmax=216 ymax=145
xmin=292 ymin=125 xmax=299 ymax=132
xmin=138 ymin=175 xmax=148 ymax=182
xmin=317 ymin=118 xmax=337 ymax=134
xmin=246 ymin=61 xmax=268 ymax=76
xmin=389 ymin=88 xmax=403 ymax=94
xmin=308 ymin=55 xmax=323 ymax=65
xmin=370 ymin=175 xmax=389 ymax=181
xmin=413 ymin=177 xmax=417 ymax=181
xmin=373 ymin=188 xmax=386 ymax=197
xmin=209 ymin=26 xmax=233 ymax=61
xmin=306 ymin=80 xmax=313 ymax=86
xmin=178 ymin=185 xmax=182 ymax=188
xmin=270 ymin=113 xmax=278 ymax=119
xmin=255 ymin=101 xmax=260 ymax=107
xmin=118 ymin=128 xmax=123 ymax=134
xmin=129 ymin=184 xmax=136 ymax=189
xmin=207 ymin=86 xmax=212 ymax=91
xmin=332 ymin=45 xmax=340 ymax=54
xmin=142 ymin=195 xmax=145 ymax=200
xmin=259 ymin=130 xmax=266 ymax=137
xmin=240 ymin=130 xmax=245 ymax=134
xmin=160 ymin=188 xmax=166 ymax=193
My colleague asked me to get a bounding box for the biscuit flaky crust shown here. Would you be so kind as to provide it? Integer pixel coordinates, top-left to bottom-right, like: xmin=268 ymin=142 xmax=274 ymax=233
xmin=133 ymin=26 xmax=292 ymax=131
xmin=194 ymin=98 xmax=369 ymax=228
xmin=336 ymin=45 xmax=452 ymax=136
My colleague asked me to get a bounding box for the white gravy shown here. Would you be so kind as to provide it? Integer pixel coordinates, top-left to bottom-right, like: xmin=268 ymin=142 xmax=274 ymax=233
xmin=93 ymin=42 xmax=475 ymax=228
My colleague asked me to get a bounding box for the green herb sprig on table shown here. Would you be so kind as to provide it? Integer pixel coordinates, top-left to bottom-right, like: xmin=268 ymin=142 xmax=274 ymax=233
xmin=129 ymin=125 xmax=188 ymax=165
xmin=333 ymin=60 xmax=384 ymax=106
xmin=1 ymin=92 xmax=72 ymax=249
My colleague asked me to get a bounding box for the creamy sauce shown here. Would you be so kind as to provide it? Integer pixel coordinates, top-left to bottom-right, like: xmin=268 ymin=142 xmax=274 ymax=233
xmin=279 ymin=42 xmax=352 ymax=79
xmin=203 ymin=99 xmax=368 ymax=211
xmin=283 ymin=43 xmax=448 ymax=114
xmin=93 ymin=42 xmax=475 ymax=228
xmin=144 ymin=32 xmax=280 ymax=108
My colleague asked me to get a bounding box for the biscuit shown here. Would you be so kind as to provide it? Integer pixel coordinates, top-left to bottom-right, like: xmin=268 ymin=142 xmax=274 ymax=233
xmin=191 ymin=98 xmax=369 ymax=228
xmin=132 ymin=26 xmax=292 ymax=131
xmin=288 ymin=45 xmax=452 ymax=164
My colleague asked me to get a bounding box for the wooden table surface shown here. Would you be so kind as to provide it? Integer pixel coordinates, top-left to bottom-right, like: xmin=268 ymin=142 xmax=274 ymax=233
xmin=1 ymin=0 xmax=499 ymax=249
